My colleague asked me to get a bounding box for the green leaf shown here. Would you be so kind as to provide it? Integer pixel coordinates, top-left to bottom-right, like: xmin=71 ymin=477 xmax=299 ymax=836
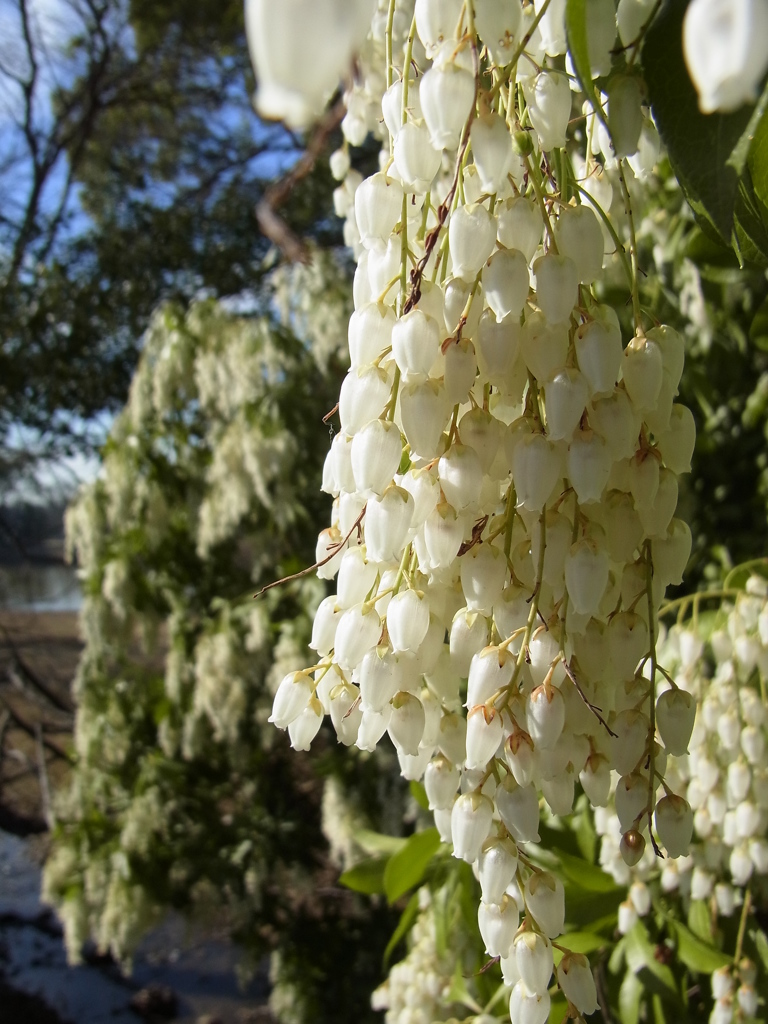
xmin=552 ymin=931 xmax=607 ymax=964
xmin=619 ymin=970 xmax=644 ymax=1024
xmin=354 ymin=828 xmax=406 ymax=857
xmin=667 ymin=919 xmax=732 ymax=974
xmin=383 ymin=890 xmax=420 ymax=967
xmin=643 ymin=0 xmax=759 ymax=245
xmin=409 ymin=779 xmax=430 ymax=811
xmin=551 ymin=847 xmax=620 ymax=893
xmin=339 ymin=855 xmax=388 ymax=895
xmin=623 ymin=922 xmax=679 ymax=1002
xmin=565 ymin=0 xmax=609 ymax=130
xmin=687 ymin=900 xmax=713 ymax=942
xmin=749 ymin=295 xmax=768 ymax=349
xmin=383 ymin=827 xmax=441 ymax=904
xmin=752 ymin=927 xmax=768 ymax=971
xmin=447 ymin=962 xmax=482 ymax=1013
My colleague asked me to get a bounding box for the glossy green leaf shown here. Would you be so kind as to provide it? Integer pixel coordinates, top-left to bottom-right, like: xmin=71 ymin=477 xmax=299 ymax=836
xmin=383 ymin=890 xmax=420 ymax=967
xmin=548 ymin=996 xmax=569 ymax=1023
xmin=749 ymin=294 xmax=768 ymax=349
xmin=619 ymin=970 xmax=644 ymax=1024
xmin=667 ymin=919 xmax=731 ymax=974
xmin=339 ymin=855 xmax=388 ymax=895
xmin=552 ymin=931 xmax=607 ymax=965
xmin=687 ymin=900 xmax=713 ymax=942
xmin=643 ymin=0 xmax=759 ymax=246
xmin=551 ymin=847 xmax=620 ymax=893
xmin=565 ymin=0 xmax=609 ymax=130
xmin=623 ymin=922 xmax=679 ymax=1002
xmin=409 ymin=779 xmax=430 ymax=811
xmin=753 ymin=927 xmax=768 ymax=971
xmin=383 ymin=827 xmax=441 ymax=904
xmin=354 ymin=828 xmax=406 ymax=857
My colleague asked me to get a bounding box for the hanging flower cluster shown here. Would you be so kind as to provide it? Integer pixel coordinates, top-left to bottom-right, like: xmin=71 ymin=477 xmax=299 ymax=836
xmin=594 ymin=574 xmax=768 ymax=1024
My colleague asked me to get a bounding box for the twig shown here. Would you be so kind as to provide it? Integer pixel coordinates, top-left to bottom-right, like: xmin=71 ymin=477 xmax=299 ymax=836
xmin=255 ymin=98 xmax=346 ymax=263
xmin=254 ymin=505 xmax=366 ymax=598
xmin=563 ymin=660 xmax=617 ymax=738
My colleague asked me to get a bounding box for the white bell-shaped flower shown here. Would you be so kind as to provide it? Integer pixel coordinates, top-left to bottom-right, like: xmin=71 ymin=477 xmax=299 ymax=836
xmin=451 ymin=791 xmax=494 ymax=861
xmin=328 ymin=433 xmax=356 ymax=493
xmin=450 ymin=608 xmax=490 ymax=676
xmin=628 ymin=449 xmax=660 ymax=509
xmin=683 ymin=0 xmax=768 ymax=113
xmin=544 ymin=368 xmax=589 ymax=440
xmin=483 ymin=249 xmax=530 ymax=320
xmin=617 ymin=0 xmax=657 ymax=46
xmin=656 ymin=688 xmax=696 ymax=756
xmin=388 ymin=690 xmax=426 ymax=754
xmin=420 ymin=60 xmax=476 ymax=150
xmin=564 ymin=536 xmax=609 ymax=615
xmin=527 ymin=684 xmax=565 ymax=749
xmin=536 ymin=0 xmax=567 ymax=55
xmin=556 ymin=953 xmax=599 ymax=1016
xmin=439 ymin=443 xmax=484 ymax=511
xmin=392 ymin=308 xmax=441 ymax=383
xmin=607 ymin=611 xmax=648 ymax=681
xmin=622 ymin=334 xmax=663 ymax=411
xmin=610 ymin=708 xmax=650 ymax=775
xmin=245 ymin=0 xmax=374 ymax=128
xmin=387 ymin=589 xmax=431 ymax=653
xmin=449 ymin=203 xmax=497 ymax=281
xmin=496 ymin=775 xmax=541 ymax=842
xmin=655 ymin=794 xmax=694 ymax=858
xmin=555 ymin=205 xmax=604 ymax=284
xmin=607 ymin=75 xmax=644 ymax=158
xmin=339 ymin=365 xmax=391 ymax=435
xmin=580 ymin=755 xmax=611 ymax=806
xmin=476 ymin=311 xmax=521 ymax=384
xmin=615 ymin=771 xmax=649 ymax=830
xmin=400 ymin=467 xmax=440 ymax=528
xmin=478 ymin=837 xmax=519 ymax=904
xmin=467 ymin=645 xmax=514 ymax=707
xmin=575 ymin=315 xmax=622 ymax=394
xmin=288 ymin=698 xmax=324 ymax=751
xmin=652 ymin=517 xmax=692 ymax=586
xmin=459 ymin=408 xmax=501 ymax=472
xmin=414 ymin=0 xmax=464 ymax=56
xmin=512 ymin=433 xmax=562 ymax=511
xmin=567 ymin=429 xmax=612 ymax=503
xmin=444 ymin=338 xmax=478 ymax=405
xmin=524 ymin=871 xmax=565 ymax=938
xmin=424 ymin=501 xmax=465 ymax=570
xmin=365 ymin=484 xmax=414 ymax=563
xmin=424 ymin=755 xmax=460 ymax=809
xmin=310 ymin=596 xmax=342 ymax=657
xmin=269 ymin=671 xmax=312 ymax=729
xmin=348 ymin=302 xmax=396 ymax=369
xmin=475 ymin=0 xmax=523 ymax=63
xmin=358 ymin=646 xmax=406 ymax=712
xmin=394 ymin=120 xmax=443 ymax=193
xmin=315 ymin=527 xmax=346 ymax=580
xmin=628 ymin=118 xmax=661 ymax=178
xmin=505 ymin=730 xmax=536 ymax=787
xmin=334 ymin=604 xmax=382 ymax=671
xmin=471 ymin=112 xmax=515 ymax=194
xmin=509 ymin=981 xmax=550 ymax=1024
xmin=466 ymin=705 xmax=504 ymax=770
xmin=497 ymin=196 xmax=543 ymax=260
xmin=400 ymin=378 xmax=450 ymax=459
xmin=638 ymin=466 xmax=678 ymax=538
xmin=355 ymin=704 xmax=392 ymax=752
xmin=337 ymin=547 xmax=378 ymax=608
xmin=520 ymin=313 xmax=569 ymax=382
xmin=354 ymin=172 xmax=403 ymax=250
xmin=461 ymin=544 xmax=507 ymax=615
xmin=329 ymin=682 xmax=363 ymax=746
xmin=515 ymin=931 xmax=554 ymax=995
xmin=647 ymin=324 xmax=685 ymax=391
xmin=527 ymin=71 xmax=572 ymax=150
xmin=478 ymin=895 xmax=519 ymax=958
xmin=367 ymin=234 xmax=401 ymax=302
xmin=586 ymin=0 xmax=618 ymax=77
xmin=533 ymin=254 xmax=579 ymax=323
xmin=351 ymin=419 xmax=402 ymax=496
xmin=656 ymin=404 xmax=696 ymax=474
xmin=590 ymin=388 xmax=640 ymax=459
